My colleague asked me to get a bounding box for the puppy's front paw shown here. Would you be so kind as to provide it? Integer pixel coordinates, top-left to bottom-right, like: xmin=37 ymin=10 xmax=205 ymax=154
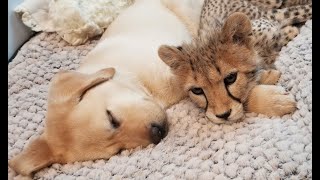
xmin=160 ymin=0 xmax=172 ymax=8
xmin=246 ymin=85 xmax=296 ymax=116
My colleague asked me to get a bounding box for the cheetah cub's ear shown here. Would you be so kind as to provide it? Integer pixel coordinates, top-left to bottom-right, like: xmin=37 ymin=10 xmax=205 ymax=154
xmin=222 ymin=12 xmax=253 ymax=47
xmin=158 ymin=45 xmax=186 ymax=71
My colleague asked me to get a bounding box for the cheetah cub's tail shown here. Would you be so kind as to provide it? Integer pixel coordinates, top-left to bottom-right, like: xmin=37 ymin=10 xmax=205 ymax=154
xmin=280 ymin=0 xmax=312 ymax=8
xmin=267 ymin=3 xmax=312 ymax=27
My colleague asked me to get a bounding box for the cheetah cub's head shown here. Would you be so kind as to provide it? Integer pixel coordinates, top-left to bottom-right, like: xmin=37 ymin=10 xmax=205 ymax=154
xmin=159 ymin=13 xmax=259 ymax=124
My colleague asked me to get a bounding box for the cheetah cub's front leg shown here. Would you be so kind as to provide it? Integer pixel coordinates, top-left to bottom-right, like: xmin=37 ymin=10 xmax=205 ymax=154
xmin=246 ymin=85 xmax=296 ymax=116
xmin=258 ymin=69 xmax=281 ymax=85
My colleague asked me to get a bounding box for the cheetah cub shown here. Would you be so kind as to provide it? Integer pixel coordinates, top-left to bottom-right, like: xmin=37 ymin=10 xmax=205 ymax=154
xmin=158 ymin=0 xmax=311 ymax=124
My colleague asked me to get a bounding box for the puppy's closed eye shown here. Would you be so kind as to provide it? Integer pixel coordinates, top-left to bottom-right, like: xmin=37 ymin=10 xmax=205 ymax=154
xmin=107 ymin=110 xmax=120 ymax=128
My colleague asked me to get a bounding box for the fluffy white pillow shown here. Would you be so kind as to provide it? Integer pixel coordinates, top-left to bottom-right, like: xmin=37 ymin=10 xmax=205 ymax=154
xmin=15 ymin=0 xmax=134 ymax=45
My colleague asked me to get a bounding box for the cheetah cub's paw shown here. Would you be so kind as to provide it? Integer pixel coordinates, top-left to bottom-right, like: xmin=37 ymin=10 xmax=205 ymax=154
xmin=246 ymin=85 xmax=296 ymax=117
xmin=259 ymin=69 xmax=281 ymax=85
xmin=280 ymin=26 xmax=299 ymax=45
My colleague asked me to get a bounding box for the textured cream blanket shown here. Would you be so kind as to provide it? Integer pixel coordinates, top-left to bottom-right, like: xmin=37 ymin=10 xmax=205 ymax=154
xmin=8 ymin=20 xmax=312 ymax=179
xmin=15 ymin=0 xmax=134 ymax=45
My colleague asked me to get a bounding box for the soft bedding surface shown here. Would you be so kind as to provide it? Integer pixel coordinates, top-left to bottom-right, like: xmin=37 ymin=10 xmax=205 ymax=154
xmin=8 ymin=20 xmax=312 ymax=179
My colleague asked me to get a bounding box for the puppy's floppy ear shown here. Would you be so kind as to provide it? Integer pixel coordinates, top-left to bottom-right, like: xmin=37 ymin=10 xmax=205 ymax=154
xmin=158 ymin=45 xmax=186 ymax=70
xmin=222 ymin=12 xmax=252 ymax=46
xmin=9 ymin=137 xmax=54 ymax=176
xmin=49 ymin=68 xmax=115 ymax=104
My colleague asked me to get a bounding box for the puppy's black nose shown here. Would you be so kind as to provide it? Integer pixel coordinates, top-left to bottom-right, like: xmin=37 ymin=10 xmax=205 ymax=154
xmin=150 ymin=122 xmax=168 ymax=144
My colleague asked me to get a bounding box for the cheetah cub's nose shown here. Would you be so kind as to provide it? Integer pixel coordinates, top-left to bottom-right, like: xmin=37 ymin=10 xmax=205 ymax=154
xmin=216 ymin=109 xmax=232 ymax=120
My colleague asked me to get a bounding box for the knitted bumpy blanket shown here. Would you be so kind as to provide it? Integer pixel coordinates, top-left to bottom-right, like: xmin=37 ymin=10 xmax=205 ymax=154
xmin=8 ymin=20 xmax=312 ymax=179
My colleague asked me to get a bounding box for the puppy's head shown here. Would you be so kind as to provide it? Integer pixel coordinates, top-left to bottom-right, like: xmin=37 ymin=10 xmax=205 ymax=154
xmin=9 ymin=68 xmax=168 ymax=176
xmin=159 ymin=13 xmax=258 ymax=124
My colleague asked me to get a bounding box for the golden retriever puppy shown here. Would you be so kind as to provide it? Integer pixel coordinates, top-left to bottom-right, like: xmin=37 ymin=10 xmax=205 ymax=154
xmin=9 ymin=0 xmax=192 ymax=177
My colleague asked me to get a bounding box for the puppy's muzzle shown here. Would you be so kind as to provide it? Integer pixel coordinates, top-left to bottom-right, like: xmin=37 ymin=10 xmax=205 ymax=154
xmin=150 ymin=121 xmax=168 ymax=144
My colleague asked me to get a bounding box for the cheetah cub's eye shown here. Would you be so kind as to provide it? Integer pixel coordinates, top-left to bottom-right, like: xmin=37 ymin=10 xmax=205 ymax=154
xmin=224 ymin=72 xmax=237 ymax=85
xmin=190 ymin=87 xmax=204 ymax=95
